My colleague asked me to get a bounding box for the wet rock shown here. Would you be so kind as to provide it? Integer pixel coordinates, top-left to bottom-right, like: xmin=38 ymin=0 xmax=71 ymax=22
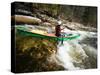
xmin=15 ymin=34 xmax=62 ymax=72
xmin=12 ymin=15 xmax=42 ymax=25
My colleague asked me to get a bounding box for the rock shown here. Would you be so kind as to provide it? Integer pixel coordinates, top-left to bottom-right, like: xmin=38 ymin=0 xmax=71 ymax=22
xmin=12 ymin=15 xmax=42 ymax=25
xmin=41 ymin=22 xmax=51 ymax=26
xmin=63 ymin=22 xmax=97 ymax=32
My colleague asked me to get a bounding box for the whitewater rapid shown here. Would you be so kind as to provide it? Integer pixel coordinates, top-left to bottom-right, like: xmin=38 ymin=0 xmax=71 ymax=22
xmin=48 ymin=28 xmax=97 ymax=70
xmin=17 ymin=25 xmax=97 ymax=70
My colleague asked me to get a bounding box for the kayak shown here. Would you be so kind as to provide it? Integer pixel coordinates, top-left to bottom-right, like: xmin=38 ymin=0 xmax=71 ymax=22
xmin=16 ymin=25 xmax=80 ymax=41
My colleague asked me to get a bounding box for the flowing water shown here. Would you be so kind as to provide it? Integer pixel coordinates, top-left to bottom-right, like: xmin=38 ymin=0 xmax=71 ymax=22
xmin=49 ymin=28 xmax=97 ymax=70
xmin=17 ymin=25 xmax=97 ymax=70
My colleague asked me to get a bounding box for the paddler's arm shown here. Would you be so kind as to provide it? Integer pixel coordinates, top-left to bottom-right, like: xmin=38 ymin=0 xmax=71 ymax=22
xmin=61 ymin=28 xmax=65 ymax=30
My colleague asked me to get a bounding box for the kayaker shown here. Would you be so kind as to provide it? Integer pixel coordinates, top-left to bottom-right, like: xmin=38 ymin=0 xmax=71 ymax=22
xmin=55 ymin=20 xmax=65 ymax=45
xmin=55 ymin=20 xmax=64 ymax=37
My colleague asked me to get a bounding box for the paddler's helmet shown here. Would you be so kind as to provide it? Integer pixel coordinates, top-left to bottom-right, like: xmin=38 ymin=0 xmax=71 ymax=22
xmin=58 ymin=20 xmax=62 ymax=25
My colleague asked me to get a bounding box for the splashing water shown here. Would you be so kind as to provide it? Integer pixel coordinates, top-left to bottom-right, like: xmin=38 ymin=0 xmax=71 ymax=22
xmin=48 ymin=29 xmax=97 ymax=70
xmin=55 ymin=40 xmax=88 ymax=70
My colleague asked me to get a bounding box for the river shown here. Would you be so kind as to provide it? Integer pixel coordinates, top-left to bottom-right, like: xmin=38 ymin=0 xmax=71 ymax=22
xmin=48 ymin=28 xmax=97 ymax=70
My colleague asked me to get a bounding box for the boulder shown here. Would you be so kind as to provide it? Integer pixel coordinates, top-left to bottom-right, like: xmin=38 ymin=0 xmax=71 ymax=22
xmin=12 ymin=15 xmax=42 ymax=25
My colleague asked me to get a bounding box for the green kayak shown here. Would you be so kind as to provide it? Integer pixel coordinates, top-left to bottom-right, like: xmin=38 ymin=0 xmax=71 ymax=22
xmin=16 ymin=26 xmax=80 ymax=41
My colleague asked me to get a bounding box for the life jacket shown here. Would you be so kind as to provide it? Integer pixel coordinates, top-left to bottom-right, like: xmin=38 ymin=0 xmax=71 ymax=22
xmin=55 ymin=25 xmax=61 ymax=37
